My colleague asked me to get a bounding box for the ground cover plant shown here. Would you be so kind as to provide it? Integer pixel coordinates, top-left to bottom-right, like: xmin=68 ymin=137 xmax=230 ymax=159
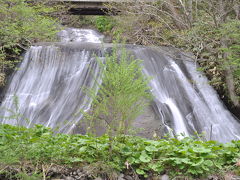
xmin=0 ymin=124 xmax=240 ymax=179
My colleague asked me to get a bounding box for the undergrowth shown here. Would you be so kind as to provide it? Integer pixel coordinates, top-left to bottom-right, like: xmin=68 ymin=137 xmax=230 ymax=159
xmin=0 ymin=124 xmax=240 ymax=179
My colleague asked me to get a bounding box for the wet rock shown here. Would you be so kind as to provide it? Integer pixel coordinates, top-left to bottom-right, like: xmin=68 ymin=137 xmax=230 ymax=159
xmin=118 ymin=173 xmax=125 ymax=180
xmin=124 ymin=175 xmax=133 ymax=180
xmin=161 ymin=174 xmax=169 ymax=180
xmin=65 ymin=177 xmax=75 ymax=180
xmin=51 ymin=167 xmax=58 ymax=172
xmin=77 ymin=169 xmax=81 ymax=174
xmin=94 ymin=177 xmax=103 ymax=180
xmin=223 ymin=174 xmax=240 ymax=180
xmin=232 ymin=176 xmax=240 ymax=180
xmin=208 ymin=175 xmax=219 ymax=180
xmin=103 ymin=35 xmax=112 ymax=43
xmin=133 ymin=103 xmax=165 ymax=139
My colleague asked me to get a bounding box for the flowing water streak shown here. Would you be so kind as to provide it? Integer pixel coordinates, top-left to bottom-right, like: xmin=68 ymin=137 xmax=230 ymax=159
xmin=164 ymin=98 xmax=189 ymax=137
xmin=0 ymin=29 xmax=104 ymax=133
xmin=133 ymin=47 xmax=240 ymax=142
xmin=58 ymin=28 xmax=104 ymax=43
xmin=133 ymin=48 xmax=190 ymax=138
xmin=183 ymin=60 xmax=240 ymax=141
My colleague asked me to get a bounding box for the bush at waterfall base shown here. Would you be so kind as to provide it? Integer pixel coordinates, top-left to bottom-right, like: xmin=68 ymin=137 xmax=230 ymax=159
xmin=0 ymin=124 xmax=240 ymax=179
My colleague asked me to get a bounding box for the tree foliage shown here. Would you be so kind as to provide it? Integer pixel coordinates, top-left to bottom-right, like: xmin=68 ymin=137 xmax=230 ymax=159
xmin=84 ymin=45 xmax=151 ymax=137
xmin=0 ymin=0 xmax=59 ymax=86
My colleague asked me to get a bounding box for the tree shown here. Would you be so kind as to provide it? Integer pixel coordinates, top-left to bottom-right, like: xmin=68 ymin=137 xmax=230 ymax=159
xmin=83 ymin=44 xmax=152 ymax=137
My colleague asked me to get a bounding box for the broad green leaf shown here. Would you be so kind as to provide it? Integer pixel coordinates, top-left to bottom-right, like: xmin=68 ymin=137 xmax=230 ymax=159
xmin=139 ymin=152 xmax=152 ymax=163
xmin=136 ymin=169 xmax=145 ymax=175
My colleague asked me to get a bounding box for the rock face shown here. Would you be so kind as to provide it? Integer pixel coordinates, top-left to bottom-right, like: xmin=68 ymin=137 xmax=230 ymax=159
xmin=133 ymin=103 xmax=166 ymax=138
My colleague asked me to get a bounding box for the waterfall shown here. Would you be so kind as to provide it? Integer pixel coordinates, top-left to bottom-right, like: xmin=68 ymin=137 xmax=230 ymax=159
xmin=0 ymin=29 xmax=104 ymax=133
xmin=133 ymin=47 xmax=240 ymax=142
xmin=1 ymin=28 xmax=240 ymax=142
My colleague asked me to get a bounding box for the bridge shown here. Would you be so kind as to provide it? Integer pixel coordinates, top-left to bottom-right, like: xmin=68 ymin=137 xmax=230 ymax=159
xmin=52 ymin=0 xmax=154 ymax=15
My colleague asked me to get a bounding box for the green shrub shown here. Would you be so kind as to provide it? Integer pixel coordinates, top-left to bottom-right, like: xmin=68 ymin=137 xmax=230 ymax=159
xmin=95 ymin=16 xmax=115 ymax=33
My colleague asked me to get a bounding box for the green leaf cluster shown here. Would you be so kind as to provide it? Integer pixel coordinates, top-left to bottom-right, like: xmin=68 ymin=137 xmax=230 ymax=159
xmin=95 ymin=16 xmax=115 ymax=33
xmin=0 ymin=124 xmax=240 ymax=179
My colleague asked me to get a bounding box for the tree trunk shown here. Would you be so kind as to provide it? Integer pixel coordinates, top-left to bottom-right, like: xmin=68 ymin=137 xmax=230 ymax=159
xmin=165 ymin=0 xmax=188 ymax=30
xmin=225 ymin=67 xmax=239 ymax=107
xmin=187 ymin=0 xmax=193 ymax=24
xmin=216 ymin=1 xmax=239 ymax=107
xmin=233 ymin=4 xmax=240 ymax=19
xmin=221 ymin=38 xmax=240 ymax=107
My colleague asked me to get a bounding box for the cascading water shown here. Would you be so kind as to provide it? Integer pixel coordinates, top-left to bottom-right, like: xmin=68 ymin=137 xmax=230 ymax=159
xmin=0 ymin=29 xmax=104 ymax=133
xmin=133 ymin=47 xmax=240 ymax=142
xmin=1 ymin=28 xmax=240 ymax=142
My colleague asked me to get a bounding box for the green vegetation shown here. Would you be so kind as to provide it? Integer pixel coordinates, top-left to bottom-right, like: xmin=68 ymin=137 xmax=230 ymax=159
xmin=0 ymin=0 xmax=59 ymax=86
xmin=83 ymin=45 xmax=151 ymax=137
xmin=94 ymin=16 xmax=115 ymax=33
xmin=0 ymin=124 xmax=240 ymax=179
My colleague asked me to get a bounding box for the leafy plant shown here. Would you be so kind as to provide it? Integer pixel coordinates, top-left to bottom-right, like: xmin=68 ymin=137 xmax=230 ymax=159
xmin=95 ymin=16 xmax=115 ymax=33
xmin=0 ymin=124 xmax=240 ymax=179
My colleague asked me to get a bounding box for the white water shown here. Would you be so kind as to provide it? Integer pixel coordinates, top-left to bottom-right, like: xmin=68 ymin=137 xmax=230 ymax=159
xmin=58 ymin=28 xmax=104 ymax=43
xmin=133 ymin=47 xmax=240 ymax=142
xmin=165 ymin=98 xmax=189 ymax=137
xmin=0 ymin=30 xmax=103 ymax=133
